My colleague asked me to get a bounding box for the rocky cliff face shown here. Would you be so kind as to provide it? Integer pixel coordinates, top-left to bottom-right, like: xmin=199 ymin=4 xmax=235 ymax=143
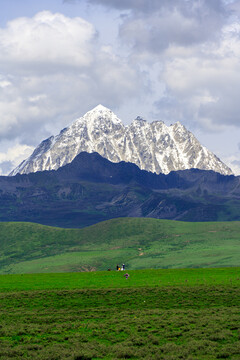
xmin=9 ymin=104 xmax=232 ymax=176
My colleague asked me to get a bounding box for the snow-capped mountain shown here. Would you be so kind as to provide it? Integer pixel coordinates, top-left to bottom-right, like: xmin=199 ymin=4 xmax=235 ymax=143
xmin=9 ymin=104 xmax=232 ymax=176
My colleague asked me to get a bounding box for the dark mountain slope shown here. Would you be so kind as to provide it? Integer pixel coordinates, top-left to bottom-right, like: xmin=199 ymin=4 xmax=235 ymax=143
xmin=0 ymin=152 xmax=240 ymax=227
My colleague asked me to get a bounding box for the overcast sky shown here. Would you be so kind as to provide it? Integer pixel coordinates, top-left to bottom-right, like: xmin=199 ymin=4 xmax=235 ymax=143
xmin=1 ymin=0 xmax=240 ymax=175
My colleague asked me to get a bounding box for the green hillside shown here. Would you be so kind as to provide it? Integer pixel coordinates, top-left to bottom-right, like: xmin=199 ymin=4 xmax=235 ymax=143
xmin=0 ymin=218 xmax=240 ymax=274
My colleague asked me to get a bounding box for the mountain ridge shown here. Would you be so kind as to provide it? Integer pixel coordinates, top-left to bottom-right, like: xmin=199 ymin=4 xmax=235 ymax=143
xmin=10 ymin=105 xmax=232 ymax=176
xmin=1 ymin=151 xmax=240 ymax=228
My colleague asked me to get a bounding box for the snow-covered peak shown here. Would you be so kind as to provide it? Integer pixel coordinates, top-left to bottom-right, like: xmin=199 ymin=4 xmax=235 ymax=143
xmin=87 ymin=104 xmax=111 ymax=114
xmin=9 ymin=105 xmax=233 ymax=176
xmin=170 ymin=121 xmax=187 ymax=130
xmin=82 ymin=104 xmax=122 ymax=126
xmin=84 ymin=104 xmax=115 ymax=120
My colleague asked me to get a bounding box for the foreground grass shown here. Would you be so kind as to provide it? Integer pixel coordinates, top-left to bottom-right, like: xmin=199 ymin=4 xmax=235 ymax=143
xmin=0 ymin=268 xmax=239 ymax=359
xmin=0 ymin=218 xmax=240 ymax=273
xmin=0 ymin=268 xmax=239 ymax=291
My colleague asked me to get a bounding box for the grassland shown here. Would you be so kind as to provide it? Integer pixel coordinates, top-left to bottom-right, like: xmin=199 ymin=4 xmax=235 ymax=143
xmin=0 ymin=268 xmax=239 ymax=359
xmin=0 ymin=218 xmax=240 ymax=274
xmin=0 ymin=267 xmax=239 ymax=291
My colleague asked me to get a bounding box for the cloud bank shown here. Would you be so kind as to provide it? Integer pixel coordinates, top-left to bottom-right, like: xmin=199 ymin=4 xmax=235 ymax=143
xmin=70 ymin=0 xmax=240 ymax=131
xmin=2 ymin=1 xmax=240 ymax=174
xmin=0 ymin=10 xmax=145 ymax=173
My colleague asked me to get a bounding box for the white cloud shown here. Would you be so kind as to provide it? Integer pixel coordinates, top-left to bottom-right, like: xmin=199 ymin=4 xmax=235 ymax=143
xmin=157 ymin=23 xmax=240 ymax=130
xmin=0 ymin=11 xmax=96 ymax=71
xmin=0 ymin=11 xmax=144 ymax=145
xmin=119 ymin=9 xmax=224 ymax=55
xmin=88 ymin=0 xmax=240 ymax=134
xmin=1 ymin=2 xmax=240 ymax=176
xmin=0 ymin=144 xmax=34 ymax=175
xmin=0 ymin=10 xmax=146 ymax=174
xmin=0 ymin=144 xmax=33 ymax=163
xmin=222 ymin=154 xmax=240 ymax=175
xmin=82 ymin=0 xmax=227 ymax=53
xmin=86 ymin=0 xmax=240 ymax=134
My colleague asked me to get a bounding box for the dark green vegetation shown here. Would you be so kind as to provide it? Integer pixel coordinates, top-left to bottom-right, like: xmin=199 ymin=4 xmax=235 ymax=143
xmin=1 ymin=152 xmax=240 ymax=228
xmin=0 ymin=269 xmax=239 ymax=359
xmin=0 ymin=218 xmax=240 ymax=274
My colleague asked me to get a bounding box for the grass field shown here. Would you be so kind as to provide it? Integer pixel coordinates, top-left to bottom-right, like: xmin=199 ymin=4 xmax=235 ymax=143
xmin=0 ymin=268 xmax=239 ymax=359
xmin=0 ymin=218 xmax=240 ymax=273
xmin=0 ymin=267 xmax=239 ymax=291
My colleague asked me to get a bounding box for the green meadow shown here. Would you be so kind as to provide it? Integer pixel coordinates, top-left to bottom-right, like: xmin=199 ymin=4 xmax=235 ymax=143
xmin=0 ymin=218 xmax=240 ymax=274
xmin=0 ymin=267 xmax=239 ymax=291
xmin=0 ymin=268 xmax=239 ymax=359
xmin=0 ymin=219 xmax=239 ymax=358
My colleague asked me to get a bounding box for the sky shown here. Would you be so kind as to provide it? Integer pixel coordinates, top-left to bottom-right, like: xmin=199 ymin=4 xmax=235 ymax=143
xmin=1 ymin=0 xmax=240 ymax=175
